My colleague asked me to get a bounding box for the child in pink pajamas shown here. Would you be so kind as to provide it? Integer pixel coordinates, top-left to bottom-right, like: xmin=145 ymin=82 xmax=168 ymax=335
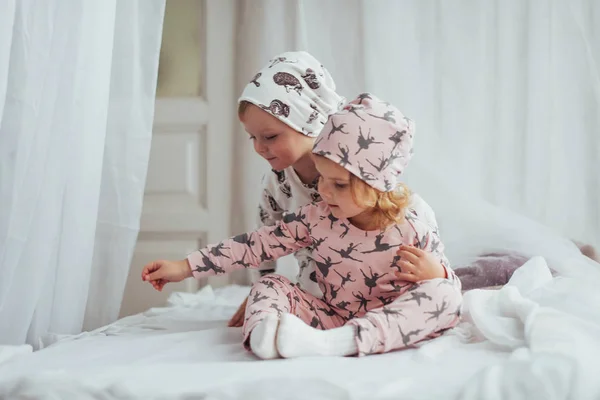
xmin=229 ymin=51 xmax=447 ymax=327
xmin=142 ymin=93 xmax=463 ymax=359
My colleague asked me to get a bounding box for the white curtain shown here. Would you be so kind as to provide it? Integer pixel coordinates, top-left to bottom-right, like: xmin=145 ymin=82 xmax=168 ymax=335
xmin=233 ymin=0 xmax=600 ymax=257
xmin=0 ymin=0 xmax=165 ymax=345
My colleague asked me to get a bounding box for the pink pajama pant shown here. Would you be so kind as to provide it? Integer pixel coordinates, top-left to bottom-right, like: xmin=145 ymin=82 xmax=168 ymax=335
xmin=242 ymin=274 xmax=462 ymax=357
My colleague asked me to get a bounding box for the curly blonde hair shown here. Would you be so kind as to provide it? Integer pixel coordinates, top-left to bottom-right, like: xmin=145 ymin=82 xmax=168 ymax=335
xmin=349 ymin=173 xmax=411 ymax=229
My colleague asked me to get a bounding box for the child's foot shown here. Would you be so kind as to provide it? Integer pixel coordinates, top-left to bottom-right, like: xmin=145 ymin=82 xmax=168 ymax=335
xmin=250 ymin=313 xmax=280 ymax=360
xmin=276 ymin=313 xmax=358 ymax=358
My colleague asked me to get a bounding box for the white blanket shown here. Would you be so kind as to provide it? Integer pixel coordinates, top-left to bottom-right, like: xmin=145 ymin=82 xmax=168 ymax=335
xmin=0 ymin=257 xmax=598 ymax=400
xmin=459 ymin=256 xmax=600 ymax=400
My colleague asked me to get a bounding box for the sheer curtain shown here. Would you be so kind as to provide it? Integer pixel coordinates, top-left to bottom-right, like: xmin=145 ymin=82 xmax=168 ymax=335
xmin=0 ymin=0 xmax=165 ymax=345
xmin=232 ymin=0 xmax=600 ymax=266
xmin=358 ymin=0 xmax=600 ymax=251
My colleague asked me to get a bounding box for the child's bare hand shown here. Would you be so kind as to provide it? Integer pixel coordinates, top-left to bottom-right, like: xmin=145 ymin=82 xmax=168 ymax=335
xmin=394 ymin=245 xmax=446 ymax=282
xmin=141 ymin=259 xmax=192 ymax=291
xmin=228 ymin=298 xmax=248 ymax=327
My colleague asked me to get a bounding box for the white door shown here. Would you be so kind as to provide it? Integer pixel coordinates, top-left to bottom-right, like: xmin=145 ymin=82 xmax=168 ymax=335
xmin=120 ymin=0 xmax=236 ymax=317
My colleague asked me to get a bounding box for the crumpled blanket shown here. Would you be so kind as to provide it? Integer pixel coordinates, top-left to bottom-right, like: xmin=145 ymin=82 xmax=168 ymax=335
xmin=455 ymin=242 xmax=597 ymax=290
xmin=455 ymin=253 xmax=529 ymax=291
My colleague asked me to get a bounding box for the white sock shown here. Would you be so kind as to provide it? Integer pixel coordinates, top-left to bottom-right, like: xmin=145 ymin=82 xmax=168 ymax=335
xmin=276 ymin=313 xmax=358 ymax=358
xmin=249 ymin=313 xmax=280 ymax=360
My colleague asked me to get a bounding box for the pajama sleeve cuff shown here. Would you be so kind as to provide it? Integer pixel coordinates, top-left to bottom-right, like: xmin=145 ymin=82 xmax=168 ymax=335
xmin=187 ymin=252 xmax=204 ymax=280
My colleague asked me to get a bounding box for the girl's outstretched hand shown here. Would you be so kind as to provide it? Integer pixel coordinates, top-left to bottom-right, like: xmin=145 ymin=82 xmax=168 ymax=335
xmin=141 ymin=259 xmax=192 ymax=291
xmin=394 ymin=245 xmax=446 ymax=282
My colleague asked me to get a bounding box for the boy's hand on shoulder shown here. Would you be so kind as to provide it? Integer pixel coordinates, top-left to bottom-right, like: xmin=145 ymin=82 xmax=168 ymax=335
xmin=141 ymin=259 xmax=192 ymax=291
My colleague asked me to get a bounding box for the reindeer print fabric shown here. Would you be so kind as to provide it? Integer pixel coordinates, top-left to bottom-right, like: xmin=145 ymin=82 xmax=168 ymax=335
xmin=312 ymin=93 xmax=415 ymax=192
xmin=187 ymin=201 xmax=462 ymax=356
xmin=239 ymin=51 xmax=344 ymax=137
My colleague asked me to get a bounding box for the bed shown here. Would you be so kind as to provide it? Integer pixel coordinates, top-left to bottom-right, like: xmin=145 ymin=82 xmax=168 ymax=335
xmin=0 ymin=255 xmax=599 ymax=400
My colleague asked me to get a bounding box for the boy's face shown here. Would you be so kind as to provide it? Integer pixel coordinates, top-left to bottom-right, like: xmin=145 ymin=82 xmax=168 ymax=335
xmin=313 ymin=156 xmax=366 ymax=220
xmin=241 ymin=104 xmax=314 ymax=171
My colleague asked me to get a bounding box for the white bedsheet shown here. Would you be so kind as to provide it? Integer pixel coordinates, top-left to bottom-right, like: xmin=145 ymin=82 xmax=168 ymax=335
xmin=0 ymin=257 xmax=598 ymax=400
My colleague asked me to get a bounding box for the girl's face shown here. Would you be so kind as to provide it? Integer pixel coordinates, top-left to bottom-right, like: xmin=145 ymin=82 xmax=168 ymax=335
xmin=314 ymin=156 xmax=367 ymax=220
xmin=241 ymin=104 xmax=314 ymax=171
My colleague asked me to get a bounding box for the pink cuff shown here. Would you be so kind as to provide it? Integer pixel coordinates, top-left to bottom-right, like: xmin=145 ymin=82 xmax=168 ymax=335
xmin=187 ymin=252 xmax=202 ymax=280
